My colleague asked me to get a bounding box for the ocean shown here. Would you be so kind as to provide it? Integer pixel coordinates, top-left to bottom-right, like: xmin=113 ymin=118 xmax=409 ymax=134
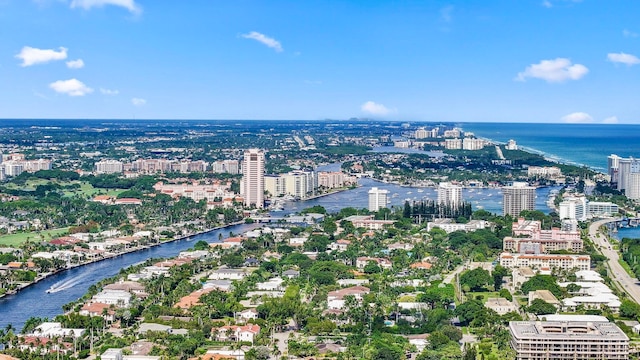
xmin=460 ymin=123 xmax=640 ymax=172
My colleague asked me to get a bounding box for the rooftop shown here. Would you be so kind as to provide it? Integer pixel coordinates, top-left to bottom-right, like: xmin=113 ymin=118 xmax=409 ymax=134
xmin=509 ymin=321 xmax=628 ymax=341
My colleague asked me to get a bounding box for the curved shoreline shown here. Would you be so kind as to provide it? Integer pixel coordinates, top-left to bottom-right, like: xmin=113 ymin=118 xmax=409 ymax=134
xmin=468 ymin=133 xmax=607 ymax=174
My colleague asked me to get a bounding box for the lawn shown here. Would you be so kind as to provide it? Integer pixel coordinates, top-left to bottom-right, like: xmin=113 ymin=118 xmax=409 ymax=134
xmin=0 ymin=227 xmax=71 ymax=247
xmin=63 ymin=181 xmax=125 ymax=198
xmin=466 ymin=291 xmax=500 ymax=303
xmin=4 ymin=179 xmax=125 ymax=198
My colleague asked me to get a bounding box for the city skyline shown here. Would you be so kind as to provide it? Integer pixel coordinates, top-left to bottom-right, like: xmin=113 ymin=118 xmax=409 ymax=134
xmin=1 ymin=1 xmax=640 ymax=123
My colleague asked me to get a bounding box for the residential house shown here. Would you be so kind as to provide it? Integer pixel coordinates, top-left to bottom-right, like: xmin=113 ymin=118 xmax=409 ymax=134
xmin=327 ymin=286 xmax=370 ymax=310
xmin=356 ymin=257 xmax=393 ymax=270
xmin=209 ymin=268 xmax=249 ymax=281
xmin=214 ymin=324 xmax=261 ymax=343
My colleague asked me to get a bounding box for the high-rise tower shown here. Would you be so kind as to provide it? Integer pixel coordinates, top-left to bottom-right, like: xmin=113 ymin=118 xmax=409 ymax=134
xmin=437 ymin=182 xmax=463 ymax=209
xmin=502 ymin=182 xmax=536 ymax=216
xmin=241 ymin=149 xmax=265 ymax=209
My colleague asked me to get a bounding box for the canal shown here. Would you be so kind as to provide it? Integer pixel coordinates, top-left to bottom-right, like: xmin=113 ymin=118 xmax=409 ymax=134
xmin=0 ymin=164 xmax=559 ymax=331
xmin=0 ymin=223 xmax=258 ymax=331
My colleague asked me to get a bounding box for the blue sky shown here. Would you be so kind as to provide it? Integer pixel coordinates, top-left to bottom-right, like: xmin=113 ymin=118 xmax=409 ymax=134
xmin=1 ymin=0 xmax=640 ymax=123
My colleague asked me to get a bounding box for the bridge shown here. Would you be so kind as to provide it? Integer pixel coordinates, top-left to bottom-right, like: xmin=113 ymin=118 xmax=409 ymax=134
xmin=606 ymin=217 xmax=640 ymax=229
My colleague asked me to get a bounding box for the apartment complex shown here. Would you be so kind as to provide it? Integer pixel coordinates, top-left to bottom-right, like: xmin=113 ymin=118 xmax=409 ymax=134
xmin=211 ymin=160 xmax=240 ymax=174
xmin=527 ymin=166 xmax=562 ymax=178
xmin=317 ymin=171 xmax=356 ymax=189
xmin=368 ymin=187 xmax=389 ymax=212
xmin=502 ymin=182 xmax=536 ymax=216
xmin=503 ymin=218 xmax=583 ymax=253
xmin=95 ymin=160 xmax=124 ymax=174
xmin=264 ymin=170 xmax=316 ymax=200
xmin=559 ymin=194 xmax=619 ymax=220
xmin=608 ymin=154 xmax=640 ymax=199
xmin=509 ymin=320 xmax=628 ymax=360
xmin=124 ymin=159 xmax=207 ymax=174
xmin=241 ymin=149 xmax=265 ymax=209
xmin=499 ymin=253 xmax=590 ymax=271
xmin=437 ymin=182 xmax=463 ymax=208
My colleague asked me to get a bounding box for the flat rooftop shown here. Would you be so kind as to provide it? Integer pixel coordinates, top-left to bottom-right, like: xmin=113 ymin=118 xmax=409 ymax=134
xmin=510 ymin=321 xmax=628 ymax=341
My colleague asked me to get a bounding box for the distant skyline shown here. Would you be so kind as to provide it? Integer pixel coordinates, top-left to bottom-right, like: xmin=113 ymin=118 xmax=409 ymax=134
xmin=1 ymin=0 xmax=639 ymax=123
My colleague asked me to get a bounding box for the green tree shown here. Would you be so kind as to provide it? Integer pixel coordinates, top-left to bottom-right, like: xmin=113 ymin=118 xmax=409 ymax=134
xmin=527 ymin=299 xmax=556 ymax=315
xmin=521 ymin=275 xmax=563 ymax=298
xmin=619 ymin=299 xmax=640 ymax=319
xmin=460 ymin=267 xmax=492 ymax=292
xmin=364 ymin=261 xmax=382 ymax=274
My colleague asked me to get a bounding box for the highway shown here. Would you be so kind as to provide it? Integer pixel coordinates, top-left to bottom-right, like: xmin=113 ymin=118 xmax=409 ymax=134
xmin=588 ymin=219 xmax=640 ymax=304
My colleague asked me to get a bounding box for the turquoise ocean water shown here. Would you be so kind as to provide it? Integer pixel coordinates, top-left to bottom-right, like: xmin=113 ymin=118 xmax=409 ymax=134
xmin=461 ymin=122 xmax=640 ymax=239
xmin=460 ymin=123 xmax=640 ymax=172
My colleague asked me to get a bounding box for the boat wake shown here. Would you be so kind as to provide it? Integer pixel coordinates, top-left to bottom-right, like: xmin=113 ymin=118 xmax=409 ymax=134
xmin=45 ymin=274 xmax=86 ymax=294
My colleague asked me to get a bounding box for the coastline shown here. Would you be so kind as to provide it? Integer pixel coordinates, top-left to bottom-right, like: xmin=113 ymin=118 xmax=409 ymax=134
xmin=474 ymin=135 xmax=606 ymax=173
xmin=0 ymin=220 xmax=246 ymax=300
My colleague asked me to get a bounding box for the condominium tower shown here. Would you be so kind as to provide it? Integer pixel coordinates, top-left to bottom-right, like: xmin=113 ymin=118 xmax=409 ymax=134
xmin=241 ymin=149 xmax=265 ymax=209
xmin=368 ymin=187 xmax=389 ymax=212
xmin=437 ymin=182 xmax=462 ymax=208
xmin=502 ymin=182 xmax=536 ymax=216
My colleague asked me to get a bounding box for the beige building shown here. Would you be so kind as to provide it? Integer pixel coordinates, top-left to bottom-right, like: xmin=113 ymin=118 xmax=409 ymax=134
xmin=485 ymin=298 xmax=518 ymax=315
xmin=502 ymin=182 xmax=536 ymax=216
xmin=499 ymin=253 xmax=590 ymax=271
xmin=509 ymin=320 xmax=628 ymax=360
xmin=241 ymin=149 xmax=265 ymax=209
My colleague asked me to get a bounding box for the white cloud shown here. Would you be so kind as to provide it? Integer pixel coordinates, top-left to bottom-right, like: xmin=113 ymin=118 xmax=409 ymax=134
xmin=241 ymin=31 xmax=283 ymax=52
xmin=440 ymin=5 xmax=454 ymax=22
xmin=541 ymin=0 xmax=553 ymax=8
xmin=623 ymin=29 xmax=639 ymax=38
xmin=49 ymin=78 xmax=93 ymax=96
xmin=66 ymin=59 xmax=84 ymax=69
xmin=100 ymin=88 xmax=119 ymax=95
xmin=516 ymin=58 xmax=588 ymax=83
xmin=70 ymin=0 xmax=141 ymax=14
xmin=602 ymin=116 xmax=619 ymax=124
xmin=361 ymin=101 xmax=392 ymax=116
xmin=607 ymin=52 xmax=640 ymax=66
xmin=16 ymin=46 xmax=67 ymax=67
xmin=131 ymin=97 xmax=146 ymax=106
xmin=561 ymin=112 xmax=593 ymax=123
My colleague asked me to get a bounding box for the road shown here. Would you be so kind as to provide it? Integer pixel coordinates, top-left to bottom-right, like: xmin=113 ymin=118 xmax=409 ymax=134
xmin=589 ymin=219 xmax=640 ymax=304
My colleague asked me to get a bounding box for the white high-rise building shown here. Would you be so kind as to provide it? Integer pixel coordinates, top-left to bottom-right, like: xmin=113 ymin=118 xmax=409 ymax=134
xmin=3 ymin=161 xmax=24 ymax=177
xmin=626 ymin=173 xmax=640 ymax=200
xmin=95 ymin=160 xmax=124 ymax=174
xmin=502 ymin=182 xmax=536 ymax=216
xmin=506 ymin=139 xmax=518 ymax=150
xmin=414 ymin=128 xmax=429 ymax=139
xmin=616 ymin=157 xmax=640 ymax=193
xmin=558 ymin=194 xmax=588 ymax=221
xmin=607 ymin=154 xmax=621 ymax=184
xmin=368 ymin=187 xmax=389 ymax=212
xmin=437 ymin=182 xmax=462 ymax=208
xmin=241 ymin=149 xmax=265 ymax=209
xmin=282 ymin=170 xmax=316 ymax=199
